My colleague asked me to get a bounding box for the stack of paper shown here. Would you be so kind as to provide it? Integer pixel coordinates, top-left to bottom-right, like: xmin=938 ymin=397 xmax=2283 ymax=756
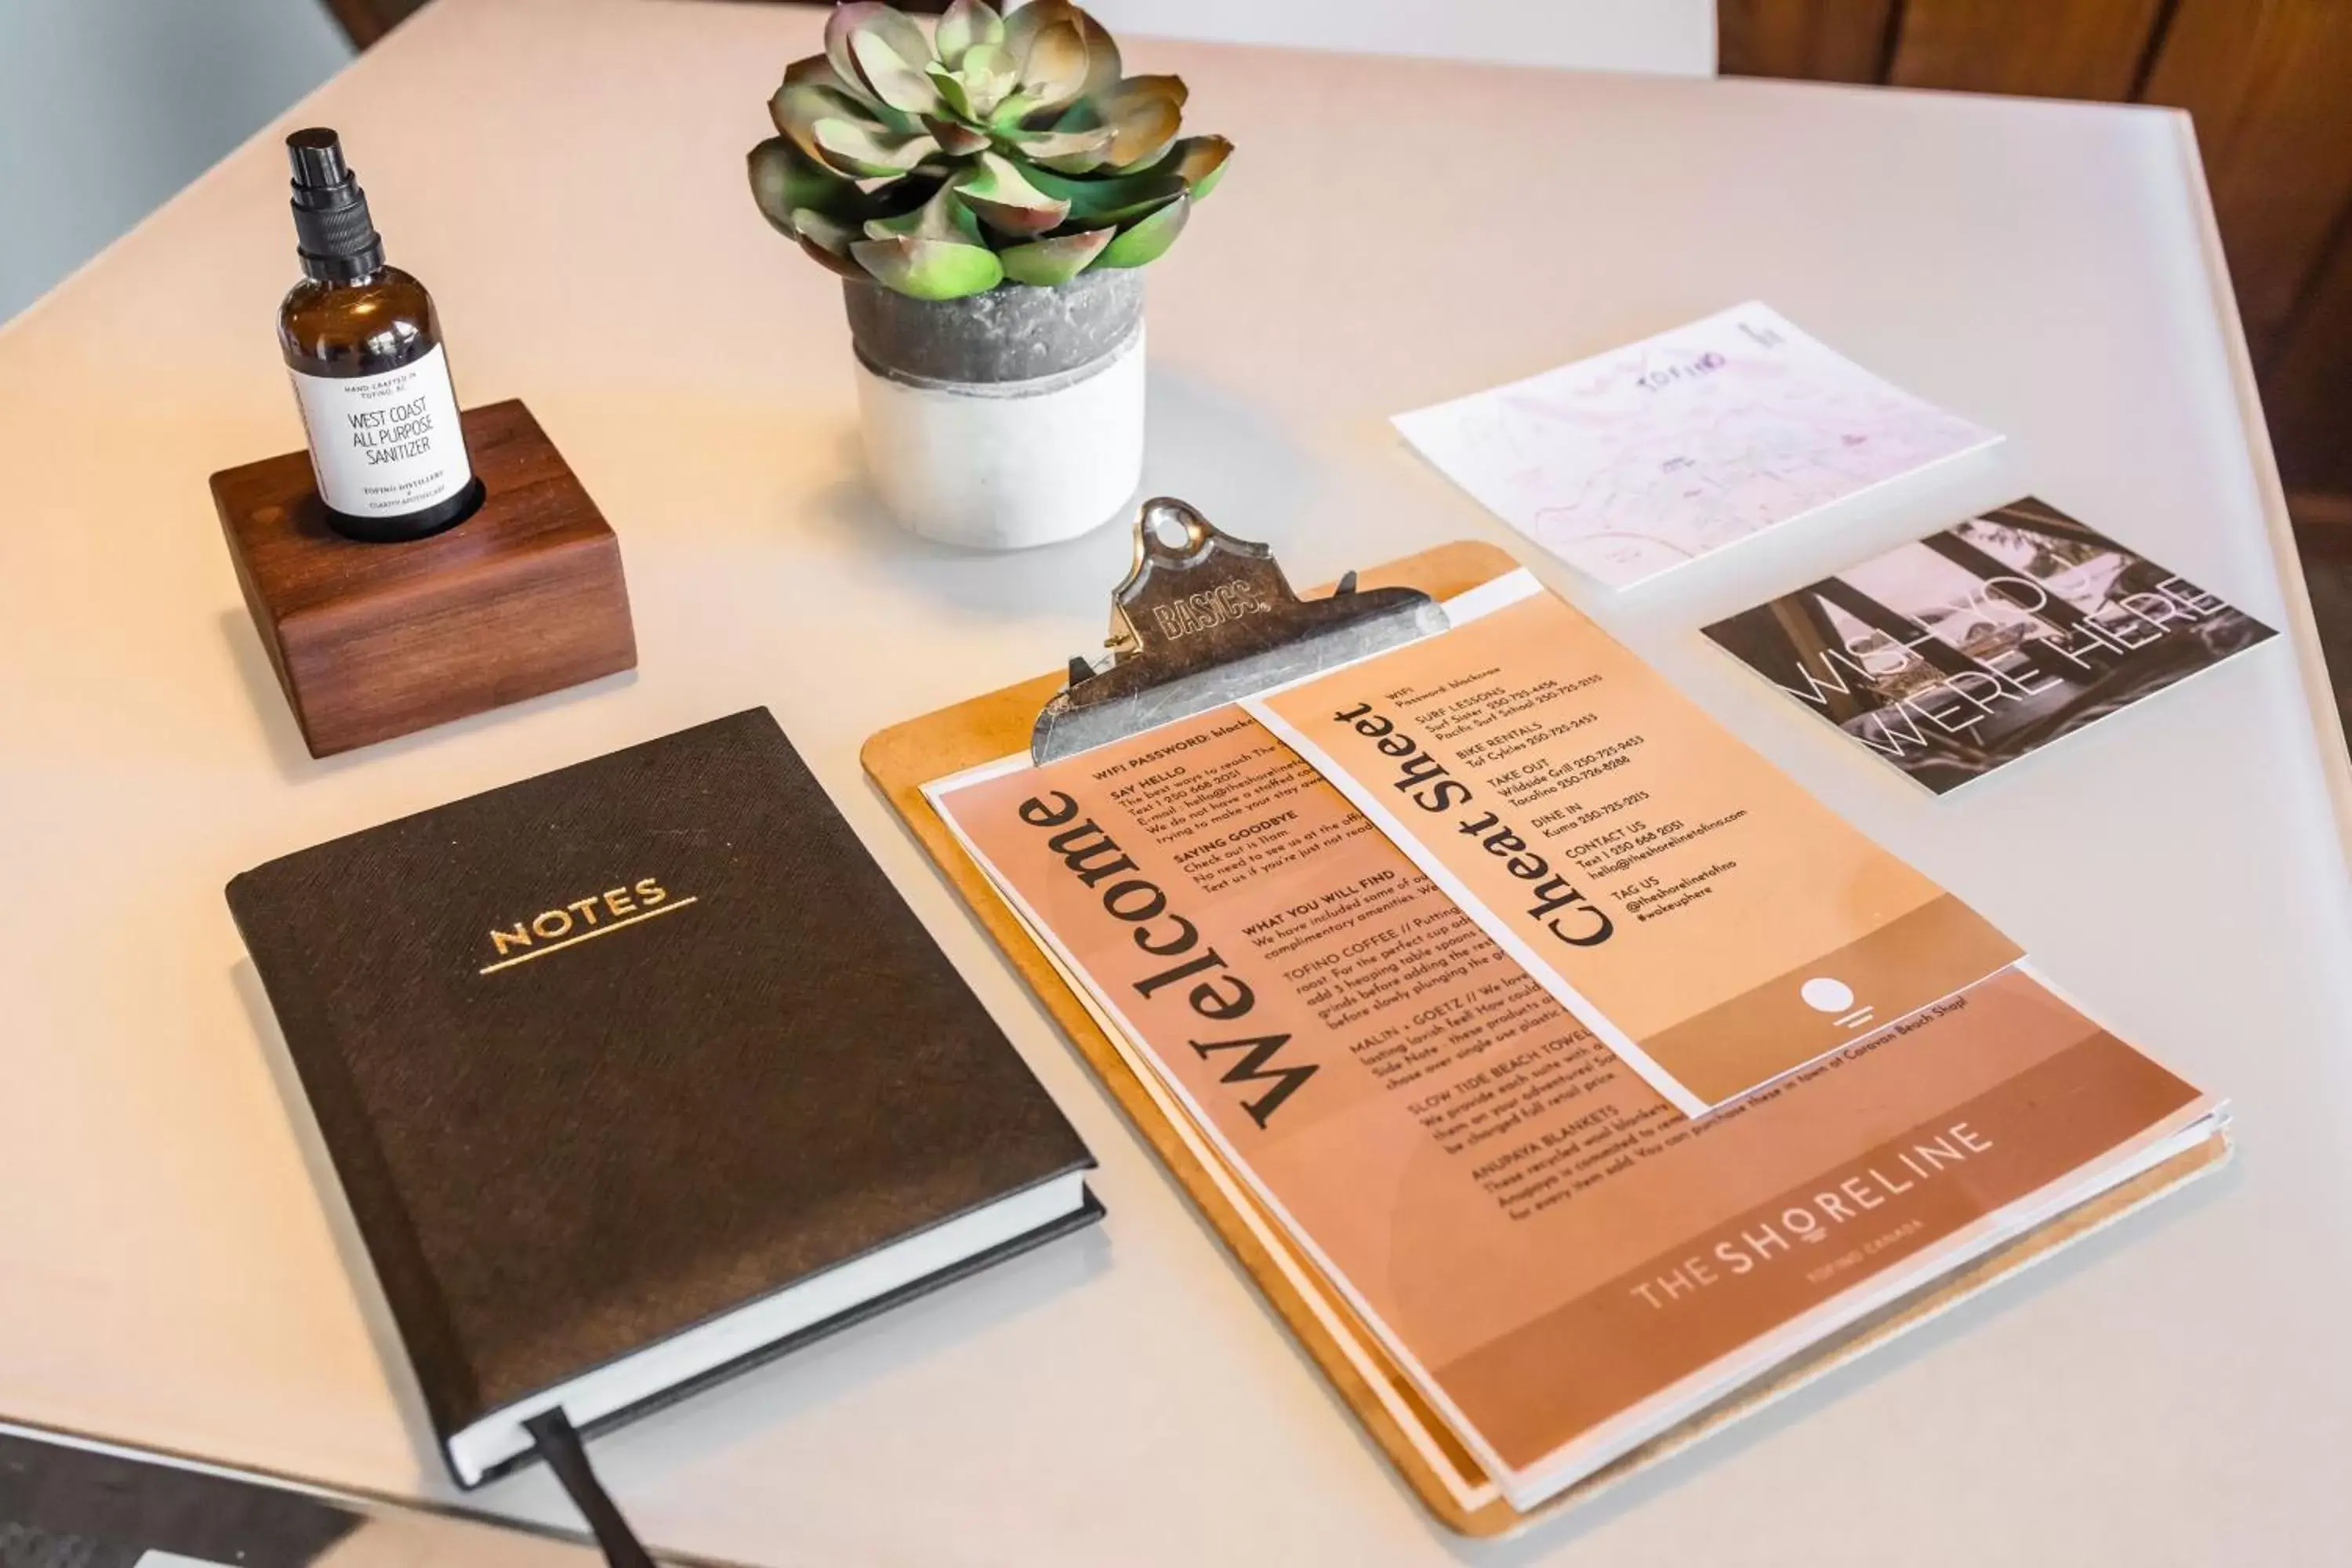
xmin=925 ymin=572 xmax=2223 ymax=1514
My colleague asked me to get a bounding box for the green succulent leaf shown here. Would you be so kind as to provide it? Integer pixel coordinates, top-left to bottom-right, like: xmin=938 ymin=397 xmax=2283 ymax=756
xmin=800 ymin=238 xmax=867 ymax=278
xmin=783 ymin=204 xmax=869 ymax=278
xmin=812 ymin=115 xmax=939 ymax=178
xmin=1095 ymin=192 xmax=1189 ymax=269
xmin=953 ymin=150 xmax=1070 ymax=237
xmin=824 ymin=5 xmax=931 ymax=104
xmin=747 ymin=136 xmax=862 ymax=236
xmin=994 ymin=2 xmax=1119 ymax=102
xmin=775 ymin=51 xmax=858 ymax=109
xmin=850 ymin=22 xmax=944 ymax=118
xmin=934 ymin=0 xmax=1004 ymax=69
xmin=1002 ymin=1 xmax=1078 ymax=56
xmin=956 ymin=41 xmax=1019 ymax=118
xmin=851 ymin=235 xmax=1005 ymax=299
xmin=1022 ymin=162 xmax=1188 ymax=226
xmin=1013 ymin=19 xmax=1091 ymax=114
xmin=925 ymin=64 xmax=975 ymax=120
xmin=1149 ymin=133 xmax=1232 ymax=198
xmin=770 ymin=60 xmax=879 ymax=167
xmin=984 ymin=92 xmax=1039 ymax=132
xmin=820 ymin=3 xmax=870 ymax=94
xmin=1086 ymin=74 xmax=1186 ymax=169
xmin=791 ymin=205 xmax=859 ymax=256
xmin=1003 ymin=122 xmax=1115 ymax=174
xmin=862 ymin=178 xmax=985 ymax=245
xmin=925 ymin=114 xmax=992 ymax=155
xmin=780 ymin=52 xmax=855 ymax=95
xmin=998 ymin=225 xmax=1115 ymax=286
xmin=1074 ymin=9 xmax=1123 ymax=102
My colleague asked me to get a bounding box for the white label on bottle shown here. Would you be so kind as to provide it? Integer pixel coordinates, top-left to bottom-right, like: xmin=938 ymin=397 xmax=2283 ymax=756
xmin=287 ymin=343 xmax=471 ymax=520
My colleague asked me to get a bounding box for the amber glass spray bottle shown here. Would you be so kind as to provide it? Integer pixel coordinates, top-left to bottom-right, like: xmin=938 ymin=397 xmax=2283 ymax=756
xmin=278 ymin=128 xmax=482 ymax=542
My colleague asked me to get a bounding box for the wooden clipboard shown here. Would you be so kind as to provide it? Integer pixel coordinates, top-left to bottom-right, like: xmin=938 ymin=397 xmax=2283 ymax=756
xmin=861 ymin=537 xmax=2230 ymax=1537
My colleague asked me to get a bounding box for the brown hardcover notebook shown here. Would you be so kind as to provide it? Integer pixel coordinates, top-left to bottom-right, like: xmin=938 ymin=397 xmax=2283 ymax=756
xmin=862 ymin=541 xmax=2228 ymax=1536
xmin=229 ymin=709 xmax=1099 ymax=1491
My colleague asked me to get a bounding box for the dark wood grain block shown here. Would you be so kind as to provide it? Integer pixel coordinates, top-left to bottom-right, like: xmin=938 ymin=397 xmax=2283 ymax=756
xmin=213 ymin=399 xmax=635 ymax=758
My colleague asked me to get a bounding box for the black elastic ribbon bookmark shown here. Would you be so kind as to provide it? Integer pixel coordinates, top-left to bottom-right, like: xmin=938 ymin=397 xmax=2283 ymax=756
xmin=524 ymin=1406 xmax=657 ymax=1568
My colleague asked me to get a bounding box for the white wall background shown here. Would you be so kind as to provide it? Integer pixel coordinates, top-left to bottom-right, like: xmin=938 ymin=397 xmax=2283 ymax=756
xmin=0 ymin=0 xmax=1713 ymax=328
xmin=0 ymin=0 xmax=352 ymax=326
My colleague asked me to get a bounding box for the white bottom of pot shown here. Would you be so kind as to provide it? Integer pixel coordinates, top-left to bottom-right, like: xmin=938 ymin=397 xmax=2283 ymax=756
xmin=855 ymin=325 xmax=1145 ymax=550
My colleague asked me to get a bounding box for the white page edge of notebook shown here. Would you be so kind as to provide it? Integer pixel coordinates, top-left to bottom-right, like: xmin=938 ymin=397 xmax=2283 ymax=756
xmin=444 ymin=1170 xmax=1091 ymax=1486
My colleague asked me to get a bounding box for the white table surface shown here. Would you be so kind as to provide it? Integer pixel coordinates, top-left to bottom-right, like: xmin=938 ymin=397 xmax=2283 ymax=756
xmin=5 ymin=1 xmax=2350 ymax=1562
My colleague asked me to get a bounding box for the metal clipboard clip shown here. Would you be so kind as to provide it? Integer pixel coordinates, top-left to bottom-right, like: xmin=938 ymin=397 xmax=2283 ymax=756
xmin=1031 ymin=497 xmax=1450 ymax=763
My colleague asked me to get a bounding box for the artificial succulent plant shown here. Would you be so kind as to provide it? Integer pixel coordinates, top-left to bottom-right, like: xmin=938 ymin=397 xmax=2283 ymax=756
xmin=749 ymin=0 xmax=1230 ymax=300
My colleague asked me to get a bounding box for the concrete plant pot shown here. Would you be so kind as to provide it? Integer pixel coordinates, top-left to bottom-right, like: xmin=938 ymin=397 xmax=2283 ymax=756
xmin=844 ymin=267 xmax=1145 ymax=550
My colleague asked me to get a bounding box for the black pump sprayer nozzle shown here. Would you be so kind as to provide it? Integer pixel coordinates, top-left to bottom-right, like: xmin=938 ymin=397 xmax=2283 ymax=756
xmin=286 ymin=128 xmax=384 ymax=281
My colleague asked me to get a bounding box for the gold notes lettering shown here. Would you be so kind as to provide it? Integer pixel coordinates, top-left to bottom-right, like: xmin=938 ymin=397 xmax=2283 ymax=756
xmin=479 ymin=877 xmax=695 ymax=975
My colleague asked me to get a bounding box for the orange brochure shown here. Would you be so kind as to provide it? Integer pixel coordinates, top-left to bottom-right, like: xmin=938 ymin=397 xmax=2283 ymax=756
xmin=1247 ymin=576 xmax=2020 ymax=1112
xmin=928 ymin=702 xmax=2214 ymax=1507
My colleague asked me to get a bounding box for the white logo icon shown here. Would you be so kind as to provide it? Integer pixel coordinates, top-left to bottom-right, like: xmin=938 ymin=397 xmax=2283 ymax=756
xmin=1801 ymin=976 xmax=1875 ymax=1031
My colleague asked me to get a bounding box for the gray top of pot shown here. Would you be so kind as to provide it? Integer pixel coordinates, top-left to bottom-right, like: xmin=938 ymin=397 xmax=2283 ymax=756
xmin=844 ymin=267 xmax=1144 ymax=387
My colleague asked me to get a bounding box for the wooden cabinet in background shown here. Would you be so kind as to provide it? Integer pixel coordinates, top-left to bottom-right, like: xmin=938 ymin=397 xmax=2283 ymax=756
xmin=2142 ymin=2 xmax=2352 ymax=412
xmin=318 ymin=0 xmax=423 ymax=48
xmin=1724 ymin=0 xmax=2352 ymax=517
xmin=1886 ymin=0 xmax=2167 ymax=100
xmin=1718 ymin=0 xmax=1896 ymax=80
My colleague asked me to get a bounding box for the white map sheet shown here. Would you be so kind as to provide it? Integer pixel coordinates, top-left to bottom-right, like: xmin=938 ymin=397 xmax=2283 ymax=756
xmin=1393 ymin=302 xmax=2001 ymax=588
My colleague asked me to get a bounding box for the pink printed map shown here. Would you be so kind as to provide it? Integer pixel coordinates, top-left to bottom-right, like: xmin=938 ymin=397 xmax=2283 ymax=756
xmin=1393 ymin=302 xmax=2000 ymax=589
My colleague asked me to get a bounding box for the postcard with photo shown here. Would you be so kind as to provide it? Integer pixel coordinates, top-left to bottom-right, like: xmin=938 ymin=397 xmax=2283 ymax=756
xmin=1702 ymin=498 xmax=2276 ymax=793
